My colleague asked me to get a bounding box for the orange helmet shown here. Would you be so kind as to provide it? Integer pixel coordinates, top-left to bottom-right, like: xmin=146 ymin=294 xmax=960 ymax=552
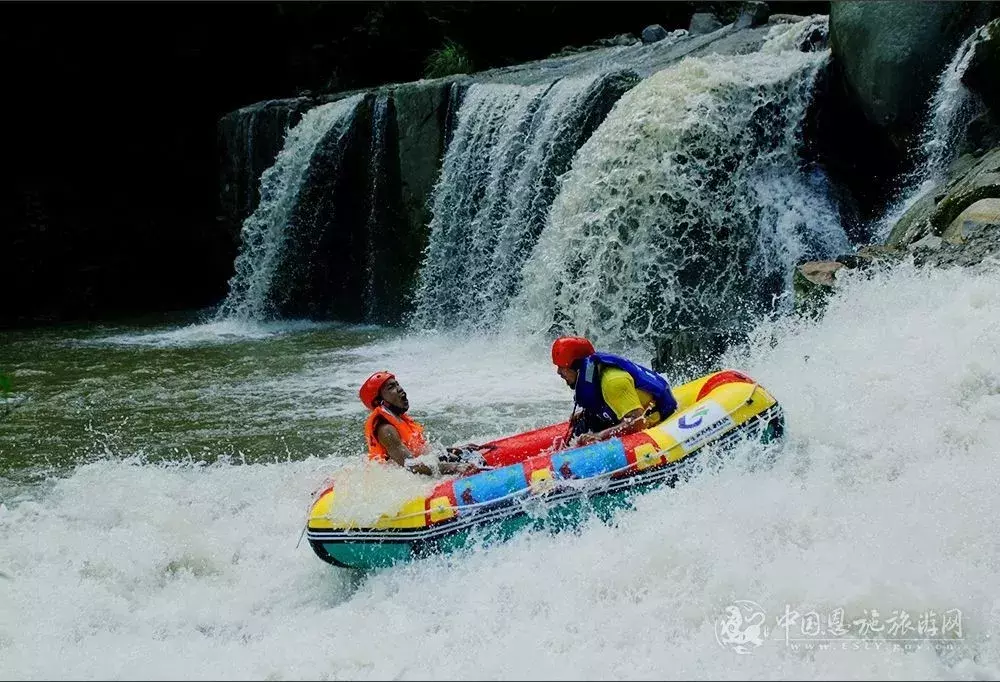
xmin=551 ymin=336 xmax=595 ymax=369
xmin=359 ymin=371 xmax=395 ymax=409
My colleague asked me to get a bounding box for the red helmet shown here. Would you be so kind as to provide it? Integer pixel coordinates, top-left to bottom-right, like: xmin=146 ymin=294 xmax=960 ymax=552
xmin=551 ymin=336 xmax=595 ymax=369
xmin=359 ymin=371 xmax=395 ymax=409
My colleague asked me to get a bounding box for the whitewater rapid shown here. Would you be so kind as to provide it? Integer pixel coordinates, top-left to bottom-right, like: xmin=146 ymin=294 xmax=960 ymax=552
xmin=3 ymin=260 xmax=1000 ymax=680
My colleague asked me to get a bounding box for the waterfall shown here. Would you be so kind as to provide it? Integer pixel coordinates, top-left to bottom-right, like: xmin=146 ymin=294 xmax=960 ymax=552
xmin=507 ymin=18 xmax=850 ymax=355
xmin=218 ymin=99 xmax=309 ymax=223
xmin=411 ymin=72 xmax=638 ymax=329
xmin=363 ymin=94 xmax=391 ymax=323
xmin=875 ymin=24 xmax=990 ymax=242
xmin=216 ymin=95 xmax=364 ymax=322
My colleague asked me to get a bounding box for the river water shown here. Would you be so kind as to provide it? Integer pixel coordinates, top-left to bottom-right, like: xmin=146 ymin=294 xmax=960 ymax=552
xmin=3 ymin=260 xmax=1000 ymax=679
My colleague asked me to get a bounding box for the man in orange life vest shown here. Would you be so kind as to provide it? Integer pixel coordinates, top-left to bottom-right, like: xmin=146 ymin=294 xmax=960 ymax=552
xmin=359 ymin=371 xmax=477 ymax=476
xmin=551 ymin=335 xmax=678 ymax=447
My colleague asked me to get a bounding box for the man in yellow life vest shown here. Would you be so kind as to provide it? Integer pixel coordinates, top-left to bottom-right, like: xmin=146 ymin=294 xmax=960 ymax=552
xmin=359 ymin=371 xmax=478 ymax=476
xmin=551 ymin=336 xmax=678 ymax=447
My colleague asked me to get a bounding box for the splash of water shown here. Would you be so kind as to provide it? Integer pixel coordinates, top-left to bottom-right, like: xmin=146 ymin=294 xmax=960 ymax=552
xmin=216 ymin=95 xmax=365 ymax=323
xmin=509 ymin=22 xmax=849 ymax=354
xmin=4 ymin=262 xmax=1000 ymax=679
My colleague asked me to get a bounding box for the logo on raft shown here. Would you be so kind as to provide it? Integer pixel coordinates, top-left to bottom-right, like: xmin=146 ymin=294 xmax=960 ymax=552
xmin=678 ymin=406 xmax=711 ymax=430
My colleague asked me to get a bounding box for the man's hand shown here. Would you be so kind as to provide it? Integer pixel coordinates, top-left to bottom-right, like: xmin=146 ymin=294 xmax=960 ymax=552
xmin=446 ymin=442 xmax=484 ymax=456
xmin=440 ymin=460 xmax=477 ymax=476
xmin=572 ymin=411 xmax=647 ymax=449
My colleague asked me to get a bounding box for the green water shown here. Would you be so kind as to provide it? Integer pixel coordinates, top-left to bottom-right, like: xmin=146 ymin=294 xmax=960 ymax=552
xmin=0 ymin=311 xmax=401 ymax=480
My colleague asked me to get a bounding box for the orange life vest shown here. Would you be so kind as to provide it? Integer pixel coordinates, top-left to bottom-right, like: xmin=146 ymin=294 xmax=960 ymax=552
xmin=364 ymin=405 xmax=427 ymax=462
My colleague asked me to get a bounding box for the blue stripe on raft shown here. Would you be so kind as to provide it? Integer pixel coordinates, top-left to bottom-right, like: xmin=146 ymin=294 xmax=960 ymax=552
xmin=551 ymin=439 xmax=628 ymax=480
xmin=454 ymin=464 xmax=528 ymax=508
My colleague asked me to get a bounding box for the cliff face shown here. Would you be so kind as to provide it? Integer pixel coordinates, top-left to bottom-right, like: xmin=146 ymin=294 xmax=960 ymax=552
xmin=830 ymin=1 xmax=995 ymax=150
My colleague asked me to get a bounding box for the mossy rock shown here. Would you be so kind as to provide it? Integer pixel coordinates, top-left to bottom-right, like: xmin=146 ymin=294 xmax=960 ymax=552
xmin=887 ymin=147 xmax=1000 ymax=248
xmin=941 ymin=197 xmax=1000 ymax=243
xmin=793 ymin=260 xmax=845 ymax=317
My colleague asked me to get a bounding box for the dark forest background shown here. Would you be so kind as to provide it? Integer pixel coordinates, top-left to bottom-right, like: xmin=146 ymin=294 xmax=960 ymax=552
xmin=0 ymin=1 xmax=828 ymax=328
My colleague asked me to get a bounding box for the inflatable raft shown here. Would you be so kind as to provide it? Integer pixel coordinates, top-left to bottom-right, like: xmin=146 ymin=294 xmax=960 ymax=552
xmin=306 ymin=369 xmax=783 ymax=570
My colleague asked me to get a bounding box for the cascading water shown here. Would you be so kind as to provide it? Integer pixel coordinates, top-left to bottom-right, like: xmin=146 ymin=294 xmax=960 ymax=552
xmin=218 ymin=98 xmax=310 ymax=223
xmin=875 ymin=24 xmax=990 ymax=242
xmin=508 ymin=18 xmax=850 ymax=355
xmin=215 ymin=95 xmax=365 ymax=323
xmin=411 ymin=73 xmax=638 ymax=329
xmin=362 ymin=94 xmax=390 ymax=323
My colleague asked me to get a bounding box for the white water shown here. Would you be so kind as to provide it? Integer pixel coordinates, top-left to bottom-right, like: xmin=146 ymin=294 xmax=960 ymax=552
xmin=362 ymin=94 xmax=390 ymax=323
xmin=412 ymin=75 xmax=623 ymax=329
xmin=80 ymin=319 xmax=344 ymax=348
xmin=4 ymin=261 xmax=1000 ymax=679
xmin=509 ymin=21 xmax=850 ymax=353
xmin=875 ymin=25 xmax=990 ymax=242
xmin=216 ymin=95 xmax=365 ymax=323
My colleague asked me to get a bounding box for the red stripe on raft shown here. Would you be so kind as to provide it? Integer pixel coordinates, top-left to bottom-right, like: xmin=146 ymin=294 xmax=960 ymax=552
xmin=481 ymin=421 xmax=571 ymax=467
xmin=696 ymin=369 xmax=754 ymax=402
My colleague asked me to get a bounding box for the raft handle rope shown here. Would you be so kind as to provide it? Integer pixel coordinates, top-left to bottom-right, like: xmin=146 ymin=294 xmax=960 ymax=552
xmin=326 ymin=382 xmax=766 ymax=524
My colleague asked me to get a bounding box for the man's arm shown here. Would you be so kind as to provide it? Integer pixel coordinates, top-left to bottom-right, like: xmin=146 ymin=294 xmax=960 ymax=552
xmin=376 ymin=422 xmax=434 ymax=475
xmin=576 ymin=407 xmax=650 ymax=445
xmin=575 ymin=370 xmax=651 ymax=445
xmin=376 ymin=422 xmax=474 ymax=476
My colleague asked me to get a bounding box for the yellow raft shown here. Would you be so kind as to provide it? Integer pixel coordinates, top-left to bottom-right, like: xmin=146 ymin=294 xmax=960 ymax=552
xmin=306 ymin=369 xmax=783 ymax=570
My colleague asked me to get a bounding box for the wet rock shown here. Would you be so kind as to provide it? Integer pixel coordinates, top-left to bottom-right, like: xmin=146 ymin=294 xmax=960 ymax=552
xmin=689 ymin=13 xmax=723 ymax=35
xmin=914 ymin=223 xmax=1000 ymax=269
xmin=909 ymin=233 xmax=943 ymax=251
xmin=962 ymin=19 xmax=1000 ymax=116
xmin=851 ymin=243 xmax=906 ymax=266
xmin=793 ymin=245 xmax=906 ymax=317
xmin=965 ymin=111 xmax=1000 ymax=156
xmin=217 ymin=97 xmax=315 ymax=235
xmin=652 ymin=329 xmax=743 ymax=374
xmin=392 ymin=80 xmax=452 ymax=255
xmin=595 ymin=33 xmax=640 ymax=48
xmin=793 ymin=260 xmax=845 ymax=317
xmin=830 ymin=1 xmax=995 ymax=151
xmin=734 ymin=1 xmax=770 ymax=30
xmin=941 ymin=197 xmax=1000 ymax=243
xmin=887 ymin=193 xmax=938 ymax=248
xmin=798 ymin=260 xmax=846 ymax=286
xmin=888 ymin=146 xmax=1000 ymax=248
xmin=641 ymin=24 xmax=668 ymax=44
xmin=768 ymin=13 xmax=808 ymax=25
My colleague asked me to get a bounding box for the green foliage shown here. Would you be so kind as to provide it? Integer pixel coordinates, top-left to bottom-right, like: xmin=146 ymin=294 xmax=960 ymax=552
xmin=423 ymin=39 xmax=474 ymax=79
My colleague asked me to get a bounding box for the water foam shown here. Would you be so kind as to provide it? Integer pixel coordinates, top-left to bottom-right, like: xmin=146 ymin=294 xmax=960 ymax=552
xmin=509 ymin=34 xmax=848 ymax=353
xmin=4 ymin=262 xmax=1000 ymax=679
